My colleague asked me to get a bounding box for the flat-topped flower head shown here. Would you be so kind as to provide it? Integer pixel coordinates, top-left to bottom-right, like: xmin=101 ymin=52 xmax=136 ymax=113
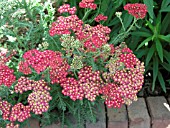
xmin=79 ymin=0 xmax=97 ymax=10
xmin=58 ymin=4 xmax=76 ymax=15
xmin=124 ymin=3 xmax=147 ymax=19
xmin=0 ymin=64 xmax=16 ymax=87
xmin=94 ymin=14 xmax=108 ymax=22
xmin=6 ymin=123 xmax=20 ymax=128
xmin=9 ymin=103 xmax=31 ymax=122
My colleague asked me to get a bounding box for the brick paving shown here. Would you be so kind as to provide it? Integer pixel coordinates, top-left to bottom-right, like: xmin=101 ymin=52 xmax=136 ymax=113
xmin=127 ymin=98 xmax=150 ymax=128
xmin=28 ymin=96 xmax=170 ymax=128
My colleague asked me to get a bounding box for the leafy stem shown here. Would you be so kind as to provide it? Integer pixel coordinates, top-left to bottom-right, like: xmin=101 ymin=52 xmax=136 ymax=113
xmin=82 ymin=9 xmax=92 ymax=21
xmin=111 ymin=18 xmax=138 ymax=45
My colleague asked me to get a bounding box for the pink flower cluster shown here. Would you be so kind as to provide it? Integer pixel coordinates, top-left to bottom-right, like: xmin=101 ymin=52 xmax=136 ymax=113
xmin=0 ymin=64 xmax=16 ymax=87
xmin=49 ymin=13 xmax=111 ymax=51
xmin=58 ymin=4 xmax=76 ymax=15
xmin=9 ymin=103 xmax=31 ymax=122
xmin=100 ymin=43 xmax=145 ymax=108
xmin=19 ymin=50 xmax=70 ymax=84
xmin=6 ymin=123 xmax=19 ymax=128
xmin=124 ymin=3 xmax=147 ymax=19
xmin=0 ymin=100 xmax=12 ymax=120
xmin=79 ymin=0 xmax=97 ymax=10
xmin=100 ymin=83 xmax=124 ymax=108
xmin=19 ymin=49 xmax=62 ymax=74
xmin=49 ymin=15 xmax=83 ymax=36
xmin=61 ymin=66 xmax=103 ymax=101
xmin=119 ymin=48 xmax=138 ymax=68
xmin=94 ymin=14 xmax=108 ymax=22
xmin=14 ymin=77 xmax=52 ymax=115
xmin=14 ymin=77 xmax=50 ymax=93
xmin=0 ymin=100 xmax=30 ymax=125
xmin=28 ymin=90 xmax=52 ymax=114
xmin=49 ymin=61 xmax=70 ymax=84
xmin=76 ymin=24 xmax=111 ymax=51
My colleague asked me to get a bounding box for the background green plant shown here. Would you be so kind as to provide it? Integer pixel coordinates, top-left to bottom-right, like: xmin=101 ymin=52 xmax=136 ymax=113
xmin=126 ymin=0 xmax=170 ymax=93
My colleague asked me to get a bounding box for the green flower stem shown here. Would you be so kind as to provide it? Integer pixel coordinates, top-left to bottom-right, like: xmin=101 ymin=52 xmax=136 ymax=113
xmin=76 ymin=48 xmax=82 ymax=56
xmin=73 ymin=69 xmax=78 ymax=79
xmin=111 ymin=18 xmax=138 ymax=45
xmin=126 ymin=18 xmax=138 ymax=33
xmin=118 ymin=17 xmax=126 ymax=32
xmin=82 ymin=9 xmax=92 ymax=21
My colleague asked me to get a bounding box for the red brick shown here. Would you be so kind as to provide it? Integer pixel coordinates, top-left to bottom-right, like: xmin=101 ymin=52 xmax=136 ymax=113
xmin=86 ymin=103 xmax=106 ymax=128
xmin=127 ymin=98 xmax=150 ymax=128
xmin=107 ymin=105 xmax=128 ymax=128
xmin=147 ymin=96 xmax=170 ymax=128
xmin=24 ymin=118 xmax=40 ymax=128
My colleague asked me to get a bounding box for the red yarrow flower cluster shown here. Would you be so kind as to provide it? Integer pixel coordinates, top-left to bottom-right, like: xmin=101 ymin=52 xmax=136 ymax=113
xmin=0 ymin=100 xmax=12 ymax=120
xmin=100 ymin=83 xmax=124 ymax=108
xmin=14 ymin=77 xmax=52 ymax=115
xmin=28 ymin=90 xmax=52 ymax=114
xmin=49 ymin=15 xmax=83 ymax=36
xmin=76 ymin=24 xmax=111 ymax=51
xmin=100 ymin=43 xmax=145 ymax=108
xmin=58 ymin=4 xmax=76 ymax=15
xmin=79 ymin=0 xmax=97 ymax=10
xmin=19 ymin=49 xmax=62 ymax=74
xmin=119 ymin=52 xmax=137 ymax=68
xmin=14 ymin=77 xmax=50 ymax=94
xmin=124 ymin=3 xmax=147 ymax=19
xmin=6 ymin=123 xmax=20 ymax=128
xmin=0 ymin=64 xmax=16 ymax=87
xmin=94 ymin=14 xmax=108 ymax=22
xmin=61 ymin=66 xmax=103 ymax=101
xmin=9 ymin=103 xmax=31 ymax=122
xmin=19 ymin=50 xmax=70 ymax=84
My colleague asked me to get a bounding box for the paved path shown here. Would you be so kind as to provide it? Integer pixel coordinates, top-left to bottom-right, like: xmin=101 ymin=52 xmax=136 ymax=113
xmin=26 ymin=96 xmax=170 ymax=128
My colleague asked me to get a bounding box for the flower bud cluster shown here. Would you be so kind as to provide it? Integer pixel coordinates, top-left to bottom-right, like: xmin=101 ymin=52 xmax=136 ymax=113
xmin=71 ymin=56 xmax=83 ymax=70
xmin=0 ymin=64 xmax=16 ymax=87
xmin=6 ymin=123 xmax=20 ymax=128
xmin=94 ymin=14 xmax=108 ymax=22
xmin=9 ymin=103 xmax=31 ymax=122
xmin=58 ymin=4 xmax=76 ymax=15
xmin=115 ymin=12 xmax=122 ymax=18
xmin=124 ymin=3 xmax=147 ymax=19
xmin=0 ymin=100 xmax=11 ymax=120
xmin=38 ymin=42 xmax=49 ymax=50
xmin=27 ymin=90 xmax=52 ymax=114
xmin=49 ymin=15 xmax=83 ymax=36
xmin=76 ymin=24 xmax=111 ymax=51
xmin=61 ymin=66 xmax=103 ymax=101
xmin=14 ymin=77 xmax=50 ymax=94
xmin=60 ymin=34 xmax=81 ymax=49
xmin=79 ymin=0 xmax=97 ymax=10
xmin=101 ymin=43 xmax=145 ymax=108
